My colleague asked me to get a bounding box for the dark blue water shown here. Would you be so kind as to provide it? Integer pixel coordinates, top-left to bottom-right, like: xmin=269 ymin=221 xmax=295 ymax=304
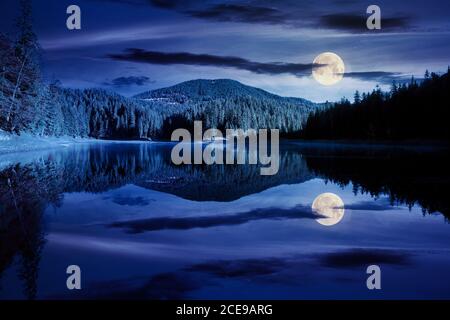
xmin=0 ymin=141 xmax=449 ymax=299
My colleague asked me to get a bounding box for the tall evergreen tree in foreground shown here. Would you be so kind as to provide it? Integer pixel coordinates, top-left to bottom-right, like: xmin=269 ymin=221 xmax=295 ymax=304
xmin=0 ymin=0 xmax=41 ymax=133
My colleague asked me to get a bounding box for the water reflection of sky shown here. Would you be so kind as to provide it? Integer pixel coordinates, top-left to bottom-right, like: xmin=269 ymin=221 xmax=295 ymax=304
xmin=1 ymin=143 xmax=450 ymax=300
xmin=3 ymin=179 xmax=449 ymax=299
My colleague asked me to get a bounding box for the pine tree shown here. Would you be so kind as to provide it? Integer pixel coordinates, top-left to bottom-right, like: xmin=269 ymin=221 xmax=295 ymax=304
xmin=354 ymin=90 xmax=361 ymax=104
xmin=390 ymin=81 xmax=398 ymax=96
xmin=4 ymin=0 xmax=41 ymax=133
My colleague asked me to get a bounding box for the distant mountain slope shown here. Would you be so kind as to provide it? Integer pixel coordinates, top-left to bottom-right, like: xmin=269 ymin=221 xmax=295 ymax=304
xmin=136 ymin=79 xmax=313 ymax=105
xmin=136 ymin=79 xmax=321 ymax=138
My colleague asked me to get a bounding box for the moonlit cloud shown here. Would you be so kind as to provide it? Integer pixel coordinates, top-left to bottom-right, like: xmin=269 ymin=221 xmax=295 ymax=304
xmin=319 ymin=13 xmax=411 ymax=32
xmin=104 ymin=75 xmax=154 ymax=87
xmin=107 ymin=48 xmax=321 ymax=76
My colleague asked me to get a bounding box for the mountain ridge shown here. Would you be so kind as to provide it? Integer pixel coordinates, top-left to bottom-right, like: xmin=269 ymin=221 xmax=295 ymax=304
xmin=134 ymin=78 xmax=316 ymax=106
xmin=132 ymin=78 xmax=321 ymax=138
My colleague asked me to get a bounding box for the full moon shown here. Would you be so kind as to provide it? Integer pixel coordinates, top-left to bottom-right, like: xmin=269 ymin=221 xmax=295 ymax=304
xmin=312 ymin=52 xmax=345 ymax=86
xmin=311 ymin=193 xmax=345 ymax=226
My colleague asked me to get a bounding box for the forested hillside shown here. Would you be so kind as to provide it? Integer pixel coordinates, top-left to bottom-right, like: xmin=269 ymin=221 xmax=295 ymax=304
xmin=45 ymin=86 xmax=174 ymax=139
xmin=136 ymin=79 xmax=320 ymax=138
xmin=300 ymin=69 xmax=450 ymax=141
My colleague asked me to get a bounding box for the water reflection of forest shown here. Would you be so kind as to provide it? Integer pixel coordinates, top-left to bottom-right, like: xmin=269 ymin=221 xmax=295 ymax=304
xmin=299 ymin=144 xmax=450 ymax=217
xmin=0 ymin=142 xmax=449 ymax=299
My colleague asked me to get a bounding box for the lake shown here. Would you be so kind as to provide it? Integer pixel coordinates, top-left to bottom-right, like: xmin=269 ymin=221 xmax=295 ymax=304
xmin=0 ymin=141 xmax=449 ymax=299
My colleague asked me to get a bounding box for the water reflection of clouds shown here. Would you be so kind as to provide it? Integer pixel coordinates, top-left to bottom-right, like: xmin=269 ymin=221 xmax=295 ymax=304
xmin=345 ymin=198 xmax=401 ymax=211
xmin=47 ymin=249 xmax=416 ymax=300
xmin=49 ymin=273 xmax=206 ymax=300
xmin=317 ymin=249 xmax=412 ymax=268
xmin=105 ymin=188 xmax=400 ymax=233
xmin=49 ymin=179 xmax=359 ymax=224
xmin=108 ymin=205 xmax=318 ymax=233
xmin=107 ymin=194 xmax=155 ymax=206
xmin=47 ymin=233 xmax=200 ymax=259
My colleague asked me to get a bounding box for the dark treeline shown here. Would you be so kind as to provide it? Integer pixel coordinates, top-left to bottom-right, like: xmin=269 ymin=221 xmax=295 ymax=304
xmin=301 ymin=69 xmax=450 ymax=141
xmin=300 ymin=144 xmax=450 ymax=218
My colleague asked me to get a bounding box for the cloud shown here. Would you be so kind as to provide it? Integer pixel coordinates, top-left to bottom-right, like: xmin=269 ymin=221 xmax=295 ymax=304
xmin=92 ymin=0 xmax=178 ymax=7
xmin=343 ymin=71 xmax=410 ymax=84
xmin=136 ymin=1 xmax=412 ymax=33
xmin=318 ymin=249 xmax=412 ymax=268
xmin=345 ymin=198 xmax=397 ymax=211
xmin=107 ymin=48 xmax=320 ymax=76
xmin=105 ymin=50 xmax=408 ymax=82
xmin=185 ymin=258 xmax=288 ymax=278
xmin=150 ymin=0 xmax=185 ymax=9
xmin=189 ymin=4 xmax=412 ymax=32
xmin=320 ymin=13 xmax=410 ymax=31
xmin=188 ymin=4 xmax=289 ymax=25
xmin=104 ymin=75 xmax=154 ymax=87
xmin=94 ymin=0 xmax=200 ymax=9
xmin=185 ymin=248 xmax=414 ymax=279
xmin=48 ymin=248 xmax=417 ymax=299
xmin=94 ymin=0 xmax=414 ymax=34
xmin=111 ymin=195 xmax=154 ymax=206
xmin=108 ymin=205 xmax=318 ymax=233
xmin=48 ymin=272 xmax=203 ymax=300
xmin=92 ymin=1 xmax=305 ymax=28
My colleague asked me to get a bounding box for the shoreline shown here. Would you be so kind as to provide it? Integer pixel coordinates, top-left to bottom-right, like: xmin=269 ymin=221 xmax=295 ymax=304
xmin=0 ymin=131 xmax=157 ymax=156
xmin=283 ymin=138 xmax=449 ymax=149
xmin=1 ymin=130 xmax=448 ymax=157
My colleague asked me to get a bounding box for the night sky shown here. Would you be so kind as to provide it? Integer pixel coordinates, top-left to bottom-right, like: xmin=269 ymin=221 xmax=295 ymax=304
xmin=1 ymin=0 xmax=449 ymax=102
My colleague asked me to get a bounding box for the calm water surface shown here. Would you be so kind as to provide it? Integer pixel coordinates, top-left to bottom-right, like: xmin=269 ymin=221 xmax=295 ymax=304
xmin=0 ymin=141 xmax=449 ymax=299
